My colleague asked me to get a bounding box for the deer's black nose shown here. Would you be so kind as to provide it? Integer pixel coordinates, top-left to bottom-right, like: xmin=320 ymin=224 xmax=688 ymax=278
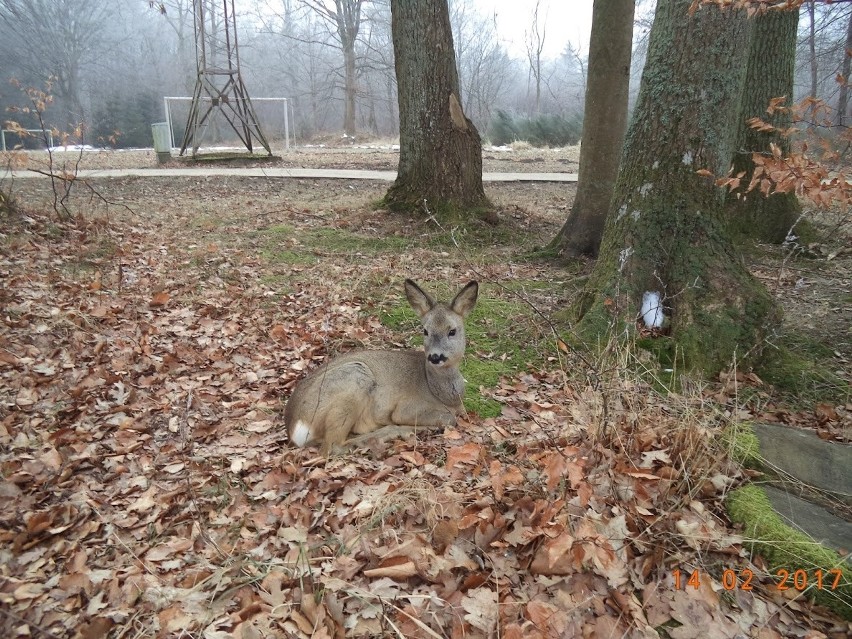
xmin=428 ymin=353 xmax=447 ymax=365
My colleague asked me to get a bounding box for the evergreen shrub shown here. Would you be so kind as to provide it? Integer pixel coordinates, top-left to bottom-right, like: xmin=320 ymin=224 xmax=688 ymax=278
xmin=488 ymin=109 xmax=582 ymax=147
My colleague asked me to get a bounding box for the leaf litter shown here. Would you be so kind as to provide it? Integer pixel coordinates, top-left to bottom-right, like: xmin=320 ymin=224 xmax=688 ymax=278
xmin=1 ymin=176 xmax=850 ymax=638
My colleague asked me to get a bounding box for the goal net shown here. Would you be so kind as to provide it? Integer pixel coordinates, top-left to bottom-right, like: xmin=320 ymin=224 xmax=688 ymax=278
xmin=162 ymin=96 xmax=294 ymax=152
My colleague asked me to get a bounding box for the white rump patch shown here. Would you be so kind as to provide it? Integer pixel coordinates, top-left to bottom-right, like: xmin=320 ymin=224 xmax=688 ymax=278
xmin=291 ymin=420 xmax=312 ymax=447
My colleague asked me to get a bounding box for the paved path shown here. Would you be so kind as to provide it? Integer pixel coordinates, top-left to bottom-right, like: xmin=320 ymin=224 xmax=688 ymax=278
xmin=1 ymin=167 xmax=578 ymax=182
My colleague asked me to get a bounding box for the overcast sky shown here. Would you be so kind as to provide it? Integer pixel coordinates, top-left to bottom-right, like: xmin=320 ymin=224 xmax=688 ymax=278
xmin=472 ymin=0 xmax=594 ymax=59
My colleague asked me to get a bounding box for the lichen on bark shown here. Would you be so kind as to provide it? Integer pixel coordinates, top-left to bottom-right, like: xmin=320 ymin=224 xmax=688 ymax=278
xmin=572 ymin=0 xmax=780 ymax=375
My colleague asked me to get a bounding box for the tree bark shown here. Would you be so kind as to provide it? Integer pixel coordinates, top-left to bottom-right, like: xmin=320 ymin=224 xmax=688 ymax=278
xmin=727 ymin=8 xmax=801 ymax=244
xmin=836 ymin=8 xmax=852 ymax=127
xmin=342 ymin=36 xmax=357 ymax=136
xmin=809 ymin=1 xmax=818 ymax=100
xmin=384 ymin=0 xmax=487 ymax=214
xmin=548 ymin=0 xmax=635 ymax=259
xmin=575 ymin=0 xmax=779 ymax=375
xmin=526 ymin=0 xmax=545 ymax=115
xmin=336 ymin=0 xmax=361 ymax=137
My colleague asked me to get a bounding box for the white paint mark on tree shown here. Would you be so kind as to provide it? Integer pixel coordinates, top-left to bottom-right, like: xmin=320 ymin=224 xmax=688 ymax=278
xmin=640 ymin=291 xmax=664 ymax=328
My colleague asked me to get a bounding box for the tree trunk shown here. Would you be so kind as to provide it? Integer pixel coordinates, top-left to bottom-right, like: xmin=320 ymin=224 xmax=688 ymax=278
xmin=336 ymin=0 xmax=361 ymax=137
xmin=548 ymin=0 xmax=635 ymax=259
xmin=384 ymin=0 xmax=487 ymax=214
xmin=342 ymin=38 xmax=357 ymax=136
xmin=836 ymin=9 xmax=852 ymax=127
xmin=809 ymin=1 xmax=818 ymax=100
xmin=302 ymin=0 xmax=362 ymax=136
xmin=574 ymin=0 xmax=779 ymax=375
xmin=727 ymin=8 xmax=800 ymax=244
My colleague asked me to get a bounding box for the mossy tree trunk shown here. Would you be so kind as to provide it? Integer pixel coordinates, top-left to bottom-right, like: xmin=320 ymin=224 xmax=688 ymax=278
xmin=549 ymin=0 xmax=635 ymax=259
xmin=576 ymin=0 xmax=779 ymax=374
xmin=727 ymin=8 xmax=800 ymax=244
xmin=384 ymin=0 xmax=488 ymax=215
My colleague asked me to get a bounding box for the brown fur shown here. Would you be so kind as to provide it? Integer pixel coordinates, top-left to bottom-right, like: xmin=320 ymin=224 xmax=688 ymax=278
xmin=285 ymin=280 xmax=478 ymax=452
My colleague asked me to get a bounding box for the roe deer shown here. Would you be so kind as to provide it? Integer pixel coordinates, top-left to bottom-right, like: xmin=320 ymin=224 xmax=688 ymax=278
xmin=285 ymin=279 xmax=478 ymax=452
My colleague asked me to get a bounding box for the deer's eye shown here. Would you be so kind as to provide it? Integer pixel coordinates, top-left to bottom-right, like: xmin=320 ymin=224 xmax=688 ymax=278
xmin=423 ymin=329 xmax=429 ymax=336
xmin=448 ymin=329 xmax=457 ymax=337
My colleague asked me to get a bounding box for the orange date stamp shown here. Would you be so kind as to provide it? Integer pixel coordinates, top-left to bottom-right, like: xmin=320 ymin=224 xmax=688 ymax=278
xmin=672 ymin=568 xmax=844 ymax=592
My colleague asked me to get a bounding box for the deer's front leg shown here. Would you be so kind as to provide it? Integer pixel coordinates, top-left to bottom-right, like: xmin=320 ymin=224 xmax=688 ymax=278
xmin=390 ymin=400 xmax=457 ymax=429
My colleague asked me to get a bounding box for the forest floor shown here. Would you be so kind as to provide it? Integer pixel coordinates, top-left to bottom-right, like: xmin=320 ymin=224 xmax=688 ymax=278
xmin=1 ymin=144 xmax=850 ymax=638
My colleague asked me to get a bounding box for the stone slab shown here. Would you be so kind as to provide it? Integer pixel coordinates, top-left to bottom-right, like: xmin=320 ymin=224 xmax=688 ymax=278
xmin=753 ymin=422 xmax=852 ymax=504
xmin=763 ymin=485 xmax=852 ymax=558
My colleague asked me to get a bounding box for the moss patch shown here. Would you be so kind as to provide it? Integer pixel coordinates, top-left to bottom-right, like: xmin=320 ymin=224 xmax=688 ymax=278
xmin=726 ymin=485 xmax=851 ymax=619
xmin=724 ymin=422 xmax=761 ymax=468
xmin=301 ymin=227 xmax=413 ymax=254
xmin=757 ymin=336 xmax=850 ymax=406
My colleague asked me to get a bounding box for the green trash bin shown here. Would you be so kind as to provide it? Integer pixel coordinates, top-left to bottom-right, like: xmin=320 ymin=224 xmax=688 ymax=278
xmin=151 ymin=122 xmax=171 ymax=164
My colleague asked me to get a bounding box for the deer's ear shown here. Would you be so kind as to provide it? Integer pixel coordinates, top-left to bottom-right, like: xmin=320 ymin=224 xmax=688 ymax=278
xmin=450 ymin=281 xmax=478 ymax=318
xmin=404 ymin=279 xmax=435 ymax=318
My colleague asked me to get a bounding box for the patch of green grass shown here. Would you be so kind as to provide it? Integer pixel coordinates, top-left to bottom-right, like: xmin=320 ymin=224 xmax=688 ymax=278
xmin=756 ymin=333 xmax=849 ymax=406
xmin=188 ymin=213 xmax=231 ymax=232
xmin=259 ymin=223 xmax=295 ymax=236
xmin=380 ymin=294 xmax=553 ymax=418
xmin=254 ymin=224 xmax=413 ymax=256
xmin=258 ymin=273 xmax=297 ymax=293
xmin=260 ymin=248 xmax=317 ymax=266
xmin=435 ymin=220 xmax=543 ymax=253
xmin=301 ymin=227 xmax=412 ymax=254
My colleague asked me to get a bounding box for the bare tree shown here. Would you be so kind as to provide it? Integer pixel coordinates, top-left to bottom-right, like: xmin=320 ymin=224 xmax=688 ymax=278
xmin=0 ymin=0 xmax=118 ymax=129
xmin=809 ymin=0 xmax=819 ymax=99
xmin=525 ymin=0 xmax=547 ymax=114
xmin=356 ymin=0 xmax=397 ymax=135
xmin=300 ymin=0 xmax=367 ymax=136
xmin=148 ymin=0 xmax=197 ymax=93
xmin=450 ymin=0 xmax=515 ymax=132
xmin=248 ymin=0 xmax=346 ymax=135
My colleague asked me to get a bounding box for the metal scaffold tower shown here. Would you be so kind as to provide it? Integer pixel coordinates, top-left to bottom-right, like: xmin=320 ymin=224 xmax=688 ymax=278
xmin=181 ymin=0 xmax=271 ymax=156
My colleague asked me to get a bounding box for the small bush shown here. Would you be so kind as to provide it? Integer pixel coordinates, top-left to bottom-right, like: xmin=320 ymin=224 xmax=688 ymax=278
xmin=488 ymin=109 xmax=583 ymax=147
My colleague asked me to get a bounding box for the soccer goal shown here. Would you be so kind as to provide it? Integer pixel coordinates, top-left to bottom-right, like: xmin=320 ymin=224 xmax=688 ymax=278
xmin=162 ymin=96 xmax=295 ymax=152
xmin=1 ymin=128 xmax=55 ymax=152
